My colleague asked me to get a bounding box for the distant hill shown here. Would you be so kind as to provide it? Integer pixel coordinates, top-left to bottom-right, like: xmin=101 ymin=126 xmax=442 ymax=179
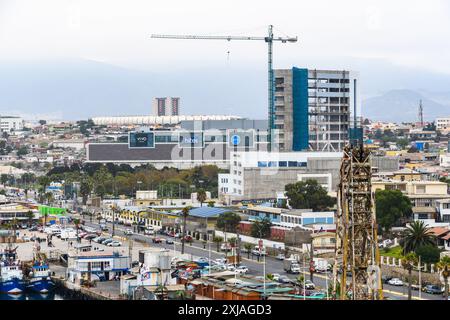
xmin=362 ymin=89 xmax=450 ymax=122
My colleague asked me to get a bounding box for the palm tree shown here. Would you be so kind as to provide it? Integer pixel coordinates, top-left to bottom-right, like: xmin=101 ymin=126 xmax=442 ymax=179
xmin=196 ymin=189 xmax=207 ymax=207
xmin=26 ymin=210 xmax=34 ymax=228
xmin=244 ymin=243 xmax=253 ymax=259
xmin=180 ymin=206 xmax=191 ymax=255
xmin=437 ymin=256 xmax=450 ymax=300
xmin=213 ymin=236 xmax=223 ymax=252
xmin=401 ymin=220 xmax=436 ymax=254
xmin=73 ymin=218 xmax=81 ymax=238
xmin=402 ymin=252 xmax=418 ymax=300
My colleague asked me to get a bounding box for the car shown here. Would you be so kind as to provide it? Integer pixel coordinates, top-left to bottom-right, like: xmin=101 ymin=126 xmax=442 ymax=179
xmin=304 ymin=280 xmax=315 ymax=290
xmin=411 ymin=284 xmax=421 ymax=291
xmin=101 ymin=239 xmax=114 ymax=245
xmin=271 ymin=273 xmax=282 ymax=281
xmin=152 ymin=237 xmax=163 ymax=243
xmin=308 ymin=291 xmax=326 ymax=299
xmin=181 ymin=235 xmax=193 ymax=242
xmin=276 ymin=253 xmax=285 ymax=260
xmin=215 ymin=258 xmax=227 ymax=265
xmin=107 ymin=241 xmax=122 ymax=247
xmin=84 ymin=234 xmax=98 ymax=240
xmin=226 ymin=264 xmax=236 ymax=271
xmin=124 ymin=229 xmax=133 ymax=235
xmin=28 ymin=226 xmax=38 ymax=231
xmin=157 ymin=229 xmax=166 ymax=235
xmin=234 ymin=266 xmax=249 ymax=274
xmin=382 ymin=275 xmax=392 ymax=284
xmin=21 ymin=236 xmax=31 ymax=242
xmin=165 ymin=238 xmax=174 ymax=244
xmin=93 ymin=236 xmax=106 ymax=243
xmin=387 ymin=278 xmax=404 ymax=286
xmin=196 ymin=257 xmax=209 ymax=263
xmin=422 ymin=285 xmax=444 ymax=294
xmin=78 ymin=232 xmax=87 ymax=238
xmin=174 ymin=233 xmax=181 ymax=238
xmin=277 ymin=275 xmax=292 ymax=284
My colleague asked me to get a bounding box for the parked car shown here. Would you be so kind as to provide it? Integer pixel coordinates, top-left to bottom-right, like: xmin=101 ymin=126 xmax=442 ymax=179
xmin=276 ymin=253 xmax=285 ymax=260
xmin=84 ymin=234 xmax=97 ymax=240
xmin=93 ymin=236 xmax=107 ymax=243
xmin=107 ymin=241 xmax=122 ymax=247
xmin=234 ymin=266 xmax=249 ymax=274
xmin=101 ymin=239 xmax=114 ymax=245
xmin=387 ymin=278 xmax=404 ymax=286
xmin=181 ymin=235 xmax=193 ymax=242
xmin=277 ymin=275 xmax=292 ymax=284
xmin=124 ymin=229 xmax=133 ymax=235
xmin=174 ymin=233 xmax=181 ymax=238
xmin=152 ymin=237 xmax=163 ymax=243
xmin=304 ymin=280 xmax=315 ymax=290
xmin=214 ymin=258 xmax=227 ymax=265
xmin=21 ymin=236 xmax=31 ymax=242
xmin=165 ymin=238 xmax=174 ymax=244
xmin=382 ymin=275 xmax=392 ymax=284
xmin=422 ymin=285 xmax=444 ymax=294
xmin=271 ymin=273 xmax=282 ymax=281
xmin=28 ymin=226 xmax=38 ymax=231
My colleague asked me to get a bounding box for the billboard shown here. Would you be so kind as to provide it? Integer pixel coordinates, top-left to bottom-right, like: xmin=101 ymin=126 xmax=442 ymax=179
xmin=227 ymin=129 xmax=255 ymax=148
xmin=178 ymin=131 xmax=204 ymax=148
xmin=129 ymin=132 xmax=155 ymax=149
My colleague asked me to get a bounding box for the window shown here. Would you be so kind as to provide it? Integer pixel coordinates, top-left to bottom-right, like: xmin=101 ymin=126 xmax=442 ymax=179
xmin=258 ymin=161 xmax=268 ymax=167
xmin=279 ymin=161 xmax=287 ymax=167
xmin=288 ymin=161 xmax=298 ymax=167
xmin=275 ymin=77 xmax=284 ymax=85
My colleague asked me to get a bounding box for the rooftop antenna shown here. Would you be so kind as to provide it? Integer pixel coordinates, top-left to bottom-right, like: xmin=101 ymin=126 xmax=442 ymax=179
xmin=418 ymin=100 xmax=424 ymax=127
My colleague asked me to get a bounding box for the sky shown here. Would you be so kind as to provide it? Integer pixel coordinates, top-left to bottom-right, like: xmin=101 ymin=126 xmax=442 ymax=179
xmin=0 ymin=0 xmax=449 ymax=120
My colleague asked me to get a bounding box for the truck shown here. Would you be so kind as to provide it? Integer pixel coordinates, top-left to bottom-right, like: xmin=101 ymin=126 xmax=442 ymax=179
xmin=283 ymin=258 xmax=301 ymax=274
xmin=313 ymin=258 xmax=331 ymax=273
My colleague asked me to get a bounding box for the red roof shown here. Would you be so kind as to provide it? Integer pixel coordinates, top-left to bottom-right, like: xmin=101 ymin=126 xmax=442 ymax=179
xmin=429 ymin=227 xmax=449 ymax=237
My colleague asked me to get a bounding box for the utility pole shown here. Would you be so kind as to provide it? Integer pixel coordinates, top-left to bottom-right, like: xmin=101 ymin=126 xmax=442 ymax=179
xmin=309 ymin=241 xmax=314 ymax=283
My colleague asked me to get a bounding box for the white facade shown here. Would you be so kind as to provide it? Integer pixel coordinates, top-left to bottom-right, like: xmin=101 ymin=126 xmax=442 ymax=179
xmin=279 ymin=211 xmax=335 ymax=229
xmin=136 ymin=190 xmax=158 ymax=200
xmin=219 ymin=151 xmax=342 ymax=199
xmin=91 ymin=115 xmax=242 ymax=126
xmin=52 ymin=139 xmax=86 ymax=151
xmin=297 ymin=173 xmax=332 ymax=192
xmin=0 ymin=116 xmax=23 ymax=132
xmin=440 ymin=153 xmax=450 ymax=168
xmin=436 ymin=117 xmax=450 ymax=131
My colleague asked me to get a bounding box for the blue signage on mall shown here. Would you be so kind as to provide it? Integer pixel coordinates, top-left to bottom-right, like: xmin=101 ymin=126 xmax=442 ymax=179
xmin=231 ymin=134 xmax=241 ymax=146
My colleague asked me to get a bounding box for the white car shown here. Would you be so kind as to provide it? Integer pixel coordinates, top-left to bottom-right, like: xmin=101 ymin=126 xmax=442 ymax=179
xmin=107 ymin=241 xmax=122 ymax=247
xmin=124 ymin=229 xmax=133 ymax=235
xmin=388 ymin=278 xmax=403 ymax=286
xmin=214 ymin=258 xmax=227 ymax=265
xmin=271 ymin=273 xmax=282 ymax=281
xmin=234 ymin=266 xmax=249 ymax=274
xmin=22 ymin=236 xmax=31 ymax=242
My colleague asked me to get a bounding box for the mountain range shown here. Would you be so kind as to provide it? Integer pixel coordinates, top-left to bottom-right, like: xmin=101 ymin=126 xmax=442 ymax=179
xmin=1 ymin=58 xmax=450 ymax=122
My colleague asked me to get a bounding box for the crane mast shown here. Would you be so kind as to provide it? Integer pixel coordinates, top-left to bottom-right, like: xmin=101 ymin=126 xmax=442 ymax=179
xmin=151 ymin=25 xmax=297 ymax=151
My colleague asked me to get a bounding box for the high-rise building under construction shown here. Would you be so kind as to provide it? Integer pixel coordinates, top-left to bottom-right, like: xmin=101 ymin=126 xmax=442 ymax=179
xmin=273 ymin=68 xmax=360 ymax=152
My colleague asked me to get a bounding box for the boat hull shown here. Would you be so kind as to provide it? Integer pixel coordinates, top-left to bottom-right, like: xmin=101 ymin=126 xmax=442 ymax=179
xmin=0 ymin=278 xmax=26 ymax=294
xmin=27 ymin=278 xmax=56 ymax=294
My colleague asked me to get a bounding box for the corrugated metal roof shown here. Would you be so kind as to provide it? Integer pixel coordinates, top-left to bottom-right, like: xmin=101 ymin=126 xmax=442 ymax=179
xmin=188 ymin=207 xmax=230 ymax=218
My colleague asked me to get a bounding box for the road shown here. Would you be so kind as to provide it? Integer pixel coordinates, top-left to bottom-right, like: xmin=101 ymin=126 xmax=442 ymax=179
xmin=79 ymin=217 xmax=443 ymax=300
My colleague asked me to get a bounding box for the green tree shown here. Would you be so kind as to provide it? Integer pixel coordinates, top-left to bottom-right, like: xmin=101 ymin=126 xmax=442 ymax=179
xmin=244 ymin=243 xmax=253 ymax=259
xmin=207 ymin=201 xmax=215 ymax=207
xmin=437 ymin=256 xmax=450 ymax=300
xmin=213 ymin=236 xmax=223 ymax=252
xmin=80 ymin=176 xmax=93 ymax=205
xmin=180 ymin=206 xmax=191 ymax=254
xmin=196 ymin=188 xmax=207 ymax=207
xmin=396 ymin=138 xmax=409 ymax=150
xmin=251 ymin=217 xmax=272 ymax=239
xmin=401 ymin=220 xmax=435 ymax=254
xmin=73 ymin=218 xmax=81 ymax=238
xmin=93 ymin=166 xmax=112 ymax=199
xmin=216 ymin=212 xmax=241 ymax=234
xmin=26 ymin=210 xmax=34 ymax=228
xmin=375 ymin=189 xmax=412 ymax=233
xmin=402 ymin=252 xmax=418 ymax=300
xmin=414 ymin=244 xmax=441 ymax=264
xmin=285 ymin=180 xmax=335 ymax=211
xmin=17 ymin=146 xmax=29 ymax=157
xmin=0 ymin=174 xmax=8 ymax=185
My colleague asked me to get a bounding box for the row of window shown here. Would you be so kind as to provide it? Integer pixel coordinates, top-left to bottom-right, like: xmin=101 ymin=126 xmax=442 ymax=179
xmin=257 ymin=161 xmax=307 ymax=168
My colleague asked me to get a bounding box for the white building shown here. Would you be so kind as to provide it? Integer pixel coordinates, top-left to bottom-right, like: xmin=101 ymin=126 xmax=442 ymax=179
xmin=52 ymin=139 xmax=87 ymax=151
xmin=436 ymin=117 xmax=450 ymax=132
xmin=0 ymin=116 xmax=23 ymax=132
xmin=219 ymin=151 xmax=342 ymax=204
xmin=152 ymin=97 xmax=180 ymax=116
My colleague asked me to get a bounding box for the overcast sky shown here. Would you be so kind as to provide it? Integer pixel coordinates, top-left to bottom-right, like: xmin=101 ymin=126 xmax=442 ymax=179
xmin=1 ymin=0 xmax=449 ymax=73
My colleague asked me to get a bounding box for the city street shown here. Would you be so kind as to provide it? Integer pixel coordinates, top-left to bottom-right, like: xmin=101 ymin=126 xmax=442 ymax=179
xmin=80 ymin=217 xmax=443 ymax=300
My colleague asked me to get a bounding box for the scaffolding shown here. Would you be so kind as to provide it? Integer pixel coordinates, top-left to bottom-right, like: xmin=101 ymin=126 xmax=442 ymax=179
xmin=332 ymin=144 xmax=383 ymax=300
